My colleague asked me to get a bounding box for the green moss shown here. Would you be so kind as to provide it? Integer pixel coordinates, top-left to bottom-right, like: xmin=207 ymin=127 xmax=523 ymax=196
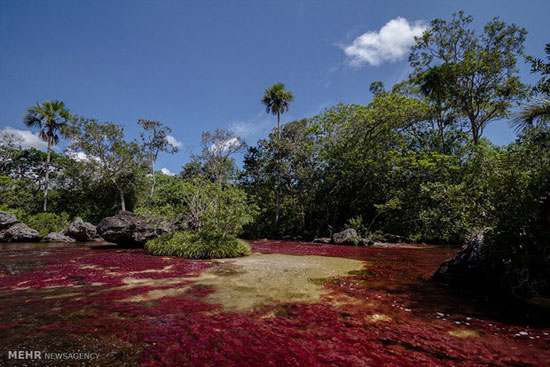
xmin=145 ymin=231 xmax=250 ymax=259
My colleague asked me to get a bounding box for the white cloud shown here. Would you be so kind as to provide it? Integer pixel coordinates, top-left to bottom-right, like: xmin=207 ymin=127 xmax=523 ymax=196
xmin=230 ymin=113 xmax=275 ymax=142
xmin=65 ymin=148 xmax=101 ymax=163
xmin=67 ymin=150 xmax=89 ymax=162
xmin=0 ymin=127 xmax=49 ymax=151
xmin=209 ymin=137 xmax=242 ymax=154
xmin=343 ymin=17 xmax=427 ymax=67
xmin=160 ymin=167 xmax=175 ymax=176
xmin=166 ymin=135 xmax=183 ymax=148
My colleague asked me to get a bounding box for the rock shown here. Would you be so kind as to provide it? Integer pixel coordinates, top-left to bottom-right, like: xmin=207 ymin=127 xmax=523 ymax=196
xmin=313 ymin=237 xmax=331 ymax=244
xmin=432 ymin=228 xmax=492 ymax=285
xmin=382 ymin=233 xmax=412 ymax=243
xmin=97 ymin=211 xmax=169 ymax=247
xmin=64 ymin=217 xmax=97 ymax=241
xmin=332 ymin=229 xmax=359 ymax=245
xmin=358 ymin=238 xmax=373 ymax=246
xmin=0 ymin=211 xmax=17 ymax=229
xmin=42 ymin=232 xmax=76 ymax=243
xmin=0 ymin=223 xmax=40 ymax=242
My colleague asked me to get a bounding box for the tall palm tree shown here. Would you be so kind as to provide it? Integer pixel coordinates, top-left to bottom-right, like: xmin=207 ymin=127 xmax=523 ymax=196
xmin=512 ymin=97 xmax=550 ymax=132
xmin=262 ymin=83 xmax=295 ymax=139
xmin=261 ymin=83 xmax=294 ymax=228
xmin=24 ymin=100 xmax=71 ymax=212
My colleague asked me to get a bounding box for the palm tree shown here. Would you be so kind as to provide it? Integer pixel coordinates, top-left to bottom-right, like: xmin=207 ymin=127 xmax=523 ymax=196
xmin=261 ymin=83 xmax=295 ymax=139
xmin=261 ymin=83 xmax=294 ymax=228
xmin=24 ymin=100 xmax=71 ymax=212
xmin=512 ymin=97 xmax=550 ymax=132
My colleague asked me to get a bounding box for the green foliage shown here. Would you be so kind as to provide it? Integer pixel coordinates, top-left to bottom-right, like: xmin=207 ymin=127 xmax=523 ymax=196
xmin=69 ymin=116 xmax=145 ymax=212
xmin=0 ymin=176 xmax=40 ymax=214
xmin=345 ymin=216 xmax=365 ymax=237
xmin=138 ymin=119 xmax=178 ymax=200
xmin=145 ymin=230 xmax=250 ymax=259
xmin=184 ymin=130 xmax=245 ymax=184
xmin=24 ymin=100 xmax=72 ymax=211
xmin=24 ymin=212 xmax=70 ymax=237
xmin=525 ymin=42 xmax=550 ymax=97
xmin=483 ymin=125 xmax=550 ymax=297
xmin=409 ymin=11 xmax=527 ymax=144
xmin=178 ymin=178 xmax=256 ymax=237
xmin=261 ymin=83 xmax=295 ymax=121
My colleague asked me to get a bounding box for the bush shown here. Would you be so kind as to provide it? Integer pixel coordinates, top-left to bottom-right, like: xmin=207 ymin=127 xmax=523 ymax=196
xmin=24 ymin=212 xmax=70 ymax=237
xmin=145 ymin=230 xmax=250 ymax=259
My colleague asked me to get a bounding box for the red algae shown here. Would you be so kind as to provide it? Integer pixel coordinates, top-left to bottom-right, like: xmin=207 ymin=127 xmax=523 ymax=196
xmin=0 ymin=241 xmax=549 ymax=366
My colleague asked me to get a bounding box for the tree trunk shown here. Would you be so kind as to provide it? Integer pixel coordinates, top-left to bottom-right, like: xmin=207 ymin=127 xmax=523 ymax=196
xmin=275 ymin=184 xmax=280 ymax=226
xmin=471 ymin=118 xmax=480 ymax=145
xmin=275 ymin=111 xmax=281 ymax=228
xmin=43 ymin=141 xmax=52 ymax=212
xmin=119 ymin=187 xmax=126 ymax=212
xmin=149 ymin=160 xmax=156 ymax=201
xmin=277 ymin=111 xmax=281 ymax=139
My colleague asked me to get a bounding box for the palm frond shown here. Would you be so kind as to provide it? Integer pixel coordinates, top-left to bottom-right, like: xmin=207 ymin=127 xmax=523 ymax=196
xmin=511 ymin=97 xmax=550 ymax=132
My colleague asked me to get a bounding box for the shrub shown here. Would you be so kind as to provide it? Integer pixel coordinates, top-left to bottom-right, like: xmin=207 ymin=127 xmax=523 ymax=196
xmin=146 ymin=230 xmax=250 ymax=259
xmin=24 ymin=212 xmax=70 ymax=237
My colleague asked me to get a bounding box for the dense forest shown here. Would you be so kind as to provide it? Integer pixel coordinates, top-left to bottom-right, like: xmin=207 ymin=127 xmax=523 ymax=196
xmin=1 ymin=12 xmax=549 ymax=299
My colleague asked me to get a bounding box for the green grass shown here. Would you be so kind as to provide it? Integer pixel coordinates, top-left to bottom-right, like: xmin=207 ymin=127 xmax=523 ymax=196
xmin=145 ymin=231 xmax=250 ymax=259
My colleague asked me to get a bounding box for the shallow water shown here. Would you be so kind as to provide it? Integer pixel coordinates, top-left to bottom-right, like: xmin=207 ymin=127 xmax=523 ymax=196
xmin=0 ymin=240 xmax=549 ymax=366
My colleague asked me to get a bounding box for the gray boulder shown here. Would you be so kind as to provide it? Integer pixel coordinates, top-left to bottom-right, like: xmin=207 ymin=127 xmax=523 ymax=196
xmin=42 ymin=232 xmax=76 ymax=243
xmin=332 ymin=229 xmax=359 ymax=245
xmin=64 ymin=217 xmax=96 ymax=241
xmin=0 ymin=211 xmax=17 ymax=229
xmin=0 ymin=223 xmax=40 ymax=242
xmin=432 ymin=228 xmax=492 ymax=285
xmin=97 ymin=211 xmax=169 ymax=247
xmin=313 ymin=237 xmax=332 ymax=244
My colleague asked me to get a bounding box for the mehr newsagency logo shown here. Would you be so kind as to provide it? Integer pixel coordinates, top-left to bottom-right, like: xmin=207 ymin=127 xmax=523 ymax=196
xmin=8 ymin=350 xmax=100 ymax=361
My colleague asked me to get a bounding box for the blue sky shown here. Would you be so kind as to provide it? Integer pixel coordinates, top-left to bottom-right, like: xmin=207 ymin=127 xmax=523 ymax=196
xmin=1 ymin=0 xmax=549 ymax=174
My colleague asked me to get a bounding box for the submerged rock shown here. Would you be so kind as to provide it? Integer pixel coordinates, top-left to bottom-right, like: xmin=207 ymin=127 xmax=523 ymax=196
xmin=42 ymin=232 xmax=76 ymax=243
xmin=382 ymin=233 xmax=412 ymax=243
xmin=64 ymin=217 xmax=96 ymax=241
xmin=0 ymin=223 xmax=40 ymax=242
xmin=313 ymin=237 xmax=331 ymax=244
xmin=332 ymin=229 xmax=358 ymax=245
xmin=358 ymin=238 xmax=373 ymax=246
xmin=97 ymin=211 xmax=169 ymax=247
xmin=432 ymin=228 xmax=492 ymax=286
xmin=0 ymin=211 xmax=17 ymax=229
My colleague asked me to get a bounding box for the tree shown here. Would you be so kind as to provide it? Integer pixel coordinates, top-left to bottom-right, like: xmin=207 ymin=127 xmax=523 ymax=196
xmin=69 ymin=117 xmax=143 ymax=212
xmin=261 ymin=83 xmax=295 ymax=227
xmin=261 ymin=83 xmax=295 ymax=138
xmin=513 ymin=98 xmax=550 ymax=131
xmin=0 ymin=131 xmax=23 ymax=174
xmin=513 ymin=42 xmax=550 ymax=132
xmin=409 ymin=11 xmax=527 ymax=144
xmin=525 ymin=42 xmax=550 ymax=96
xmin=138 ymin=119 xmax=178 ymax=201
xmin=183 ymin=129 xmax=245 ymax=184
xmin=23 ymin=100 xmax=71 ymax=211
xmin=197 ymin=129 xmax=245 ymax=184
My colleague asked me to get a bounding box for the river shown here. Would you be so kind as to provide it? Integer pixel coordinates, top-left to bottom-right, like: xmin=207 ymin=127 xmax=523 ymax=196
xmin=0 ymin=240 xmax=548 ymax=366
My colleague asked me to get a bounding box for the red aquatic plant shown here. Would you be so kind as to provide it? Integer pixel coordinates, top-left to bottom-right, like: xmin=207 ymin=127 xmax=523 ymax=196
xmin=1 ymin=241 xmax=549 ymax=366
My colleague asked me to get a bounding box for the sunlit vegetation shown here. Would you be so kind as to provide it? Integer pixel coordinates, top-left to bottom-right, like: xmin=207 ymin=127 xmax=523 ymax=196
xmin=0 ymin=11 xmax=548 ymax=296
